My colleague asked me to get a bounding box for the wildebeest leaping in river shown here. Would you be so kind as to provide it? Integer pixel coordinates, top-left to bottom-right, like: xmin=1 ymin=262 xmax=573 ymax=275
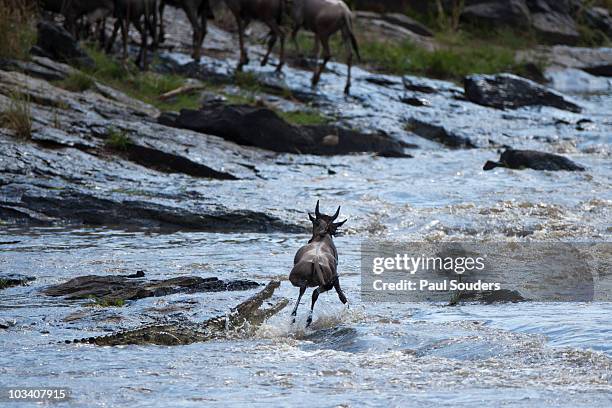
xmin=289 ymin=200 xmax=348 ymax=327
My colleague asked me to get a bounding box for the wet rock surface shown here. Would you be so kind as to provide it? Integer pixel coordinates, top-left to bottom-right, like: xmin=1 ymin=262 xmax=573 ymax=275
xmin=0 ymin=70 xmax=303 ymax=232
xmin=0 ymin=273 xmax=36 ymax=290
xmin=168 ymin=103 xmax=409 ymax=156
xmin=65 ymin=280 xmax=287 ymax=346
xmin=464 ymin=73 xmax=582 ymax=112
xmin=483 ymin=149 xmax=586 ymax=171
xmin=44 ymin=274 xmax=260 ymax=303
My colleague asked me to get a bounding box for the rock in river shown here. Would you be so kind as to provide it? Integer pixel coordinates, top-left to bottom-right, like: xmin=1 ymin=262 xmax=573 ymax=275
xmin=483 ymin=149 xmax=586 ymax=171
xmin=44 ymin=274 xmax=260 ymax=304
xmin=464 ymin=73 xmax=581 ymax=112
xmin=0 ymin=273 xmax=36 ymax=290
xmin=166 ymin=103 xmax=409 ymax=157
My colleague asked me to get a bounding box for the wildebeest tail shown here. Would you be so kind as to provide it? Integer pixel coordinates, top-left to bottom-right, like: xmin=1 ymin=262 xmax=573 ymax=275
xmin=312 ymin=259 xmax=326 ymax=287
xmin=343 ymin=13 xmax=361 ymax=61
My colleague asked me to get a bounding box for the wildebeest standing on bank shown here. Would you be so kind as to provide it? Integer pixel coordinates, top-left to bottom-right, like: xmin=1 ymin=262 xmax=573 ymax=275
xmin=290 ymin=0 xmax=360 ymax=94
xmin=158 ymin=0 xmax=214 ymax=61
xmin=39 ymin=0 xmax=115 ymax=42
xmin=289 ymin=201 xmax=348 ymax=327
xmin=106 ymin=0 xmax=158 ymax=69
xmin=224 ymin=0 xmax=286 ymax=72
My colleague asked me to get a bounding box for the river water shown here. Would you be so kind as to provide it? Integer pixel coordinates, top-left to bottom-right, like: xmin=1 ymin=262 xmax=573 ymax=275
xmin=1 ymin=38 xmax=612 ymax=407
xmin=2 ymin=130 xmax=611 ymax=406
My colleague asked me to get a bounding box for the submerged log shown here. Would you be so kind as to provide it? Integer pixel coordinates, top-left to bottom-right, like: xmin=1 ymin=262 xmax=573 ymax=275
xmin=66 ymin=281 xmax=288 ymax=346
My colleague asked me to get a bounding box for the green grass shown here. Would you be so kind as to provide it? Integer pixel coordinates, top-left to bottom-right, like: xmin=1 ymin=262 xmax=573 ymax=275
xmin=1 ymin=93 xmax=33 ymax=139
xmin=105 ymin=128 xmax=132 ymax=151
xmin=292 ymin=23 xmax=540 ymax=81
xmin=86 ymin=295 xmax=126 ymax=307
xmin=0 ymin=279 xmax=8 ymax=290
xmin=280 ymin=110 xmax=329 ymax=126
xmin=83 ymin=47 xmax=201 ymax=111
xmin=0 ymin=0 xmax=37 ymax=60
xmin=56 ymin=72 xmax=95 ymax=92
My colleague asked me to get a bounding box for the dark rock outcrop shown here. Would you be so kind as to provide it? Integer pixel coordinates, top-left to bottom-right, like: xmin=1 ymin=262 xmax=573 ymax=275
xmin=464 ymin=73 xmax=581 ymax=112
xmin=44 ymin=274 xmax=260 ymax=303
xmin=461 ymin=0 xmax=531 ymax=27
xmin=167 ymin=103 xmax=409 ymax=157
xmin=582 ymin=64 xmax=612 ymax=78
xmin=0 ymin=273 xmax=36 ymax=290
xmin=33 ymin=21 xmax=94 ymax=68
xmin=583 ymin=6 xmax=612 ymax=38
xmin=407 ymin=118 xmax=476 ymax=148
xmin=0 ymin=70 xmax=304 ymax=232
xmin=64 ymin=280 xmax=288 ymax=346
xmin=382 ymin=12 xmax=433 ymax=37
xmin=483 ymin=149 xmax=586 ymax=171
xmin=450 ymin=289 xmax=527 ymax=305
xmin=531 ymin=11 xmax=580 ymax=45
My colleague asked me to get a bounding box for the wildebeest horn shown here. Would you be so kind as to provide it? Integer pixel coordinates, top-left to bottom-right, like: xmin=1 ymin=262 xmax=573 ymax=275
xmin=331 ymin=206 xmax=341 ymax=221
xmin=315 ymin=200 xmax=321 ymax=218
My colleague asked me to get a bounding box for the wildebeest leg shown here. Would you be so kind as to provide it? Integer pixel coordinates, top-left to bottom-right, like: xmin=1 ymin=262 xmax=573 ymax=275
xmin=133 ymin=19 xmax=147 ymax=70
xmin=120 ymin=18 xmax=130 ymax=62
xmin=236 ymin=17 xmax=249 ymax=71
xmin=106 ymin=19 xmax=120 ymax=54
xmin=306 ymin=288 xmax=320 ymax=327
xmin=261 ymin=31 xmax=277 ymax=67
xmin=197 ymin=6 xmax=208 ymax=60
xmin=264 ymin=20 xmax=285 ymax=72
xmin=291 ymin=25 xmax=301 ymax=56
xmin=311 ymin=36 xmax=330 ymax=88
xmin=333 ymin=277 xmax=348 ymax=305
xmin=183 ymin=2 xmax=202 ymax=61
xmin=342 ymin=32 xmax=353 ymax=95
xmin=158 ymin=1 xmax=166 ymax=43
xmin=291 ymin=286 xmax=306 ymax=323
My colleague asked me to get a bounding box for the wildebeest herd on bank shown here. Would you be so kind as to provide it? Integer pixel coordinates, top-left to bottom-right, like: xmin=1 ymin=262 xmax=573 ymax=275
xmin=39 ymin=0 xmax=361 ymax=93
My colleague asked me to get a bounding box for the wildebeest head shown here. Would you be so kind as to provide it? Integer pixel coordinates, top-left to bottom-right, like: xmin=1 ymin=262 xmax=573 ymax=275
xmin=308 ymin=200 xmax=347 ymax=238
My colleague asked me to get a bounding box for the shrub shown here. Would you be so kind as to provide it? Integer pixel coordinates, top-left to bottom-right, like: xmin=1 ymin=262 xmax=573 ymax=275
xmin=0 ymin=93 xmax=33 ymax=139
xmin=0 ymin=0 xmax=37 ymax=60
xmin=57 ymin=72 xmax=95 ymax=92
xmin=105 ymin=128 xmax=132 ymax=151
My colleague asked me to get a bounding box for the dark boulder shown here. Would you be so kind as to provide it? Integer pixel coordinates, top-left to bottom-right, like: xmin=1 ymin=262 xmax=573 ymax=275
xmin=531 ymin=11 xmax=580 ymax=44
xmin=0 ymin=273 xmax=36 ymax=290
xmin=483 ymin=149 xmax=586 ymax=171
xmin=33 ymin=21 xmax=94 ymax=68
xmin=582 ymin=64 xmax=612 ymax=78
xmin=583 ymin=6 xmax=612 ymax=38
xmin=44 ymin=275 xmax=260 ymax=303
xmin=382 ymin=13 xmax=433 ymax=37
xmin=166 ymin=103 xmax=409 ymax=157
xmin=451 ymin=289 xmax=527 ymax=304
xmin=408 ymin=118 xmax=476 ymax=149
xmin=461 ymin=0 xmax=531 ymax=27
xmin=464 ymin=73 xmax=581 ymax=112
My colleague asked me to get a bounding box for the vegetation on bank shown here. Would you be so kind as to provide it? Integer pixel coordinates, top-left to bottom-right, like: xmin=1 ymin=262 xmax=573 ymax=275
xmin=56 ymin=71 xmax=96 ymax=92
xmin=105 ymin=128 xmax=132 ymax=151
xmin=0 ymin=0 xmax=37 ymax=60
xmin=86 ymin=295 xmax=126 ymax=308
xmin=80 ymin=47 xmax=330 ymax=125
xmin=0 ymin=93 xmax=33 ymax=139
